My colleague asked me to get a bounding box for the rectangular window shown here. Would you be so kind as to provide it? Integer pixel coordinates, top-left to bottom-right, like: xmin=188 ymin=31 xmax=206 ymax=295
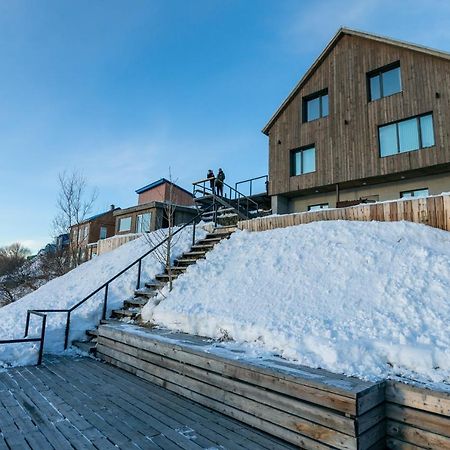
xmin=136 ymin=212 xmax=151 ymax=233
xmin=290 ymin=146 xmax=316 ymax=176
xmin=99 ymin=226 xmax=107 ymax=240
xmin=379 ymin=113 xmax=435 ymax=157
xmin=400 ymin=188 xmax=429 ymax=199
xmin=368 ymin=63 xmax=401 ymax=101
xmin=118 ymin=217 xmax=132 ymax=232
xmin=308 ymin=203 xmax=329 ymax=211
xmin=303 ymin=90 xmax=329 ymax=122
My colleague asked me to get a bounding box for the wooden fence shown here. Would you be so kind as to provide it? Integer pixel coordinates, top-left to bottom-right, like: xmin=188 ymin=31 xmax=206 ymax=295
xmin=239 ymin=194 xmax=450 ymax=233
xmin=97 ymin=234 xmax=140 ymax=256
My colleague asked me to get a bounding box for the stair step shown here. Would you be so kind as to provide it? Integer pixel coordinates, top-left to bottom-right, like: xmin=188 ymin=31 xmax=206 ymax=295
xmin=155 ymin=273 xmax=179 ymax=281
xmin=85 ymin=329 xmax=98 ymax=338
xmin=134 ymin=288 xmax=158 ymax=298
xmin=191 ymin=244 xmax=215 ymax=251
xmin=124 ymin=297 xmax=148 ymax=308
xmin=198 ymin=237 xmax=223 ymax=244
xmin=111 ymin=309 xmax=140 ymax=318
xmin=167 ymin=266 xmax=186 ymax=273
xmin=100 ymin=319 xmax=118 ymax=325
xmin=182 ymin=251 xmax=207 ymax=258
xmin=145 ymin=281 xmax=165 ymax=289
xmin=174 ymin=258 xmax=198 ymax=266
xmin=73 ymin=340 xmax=96 ymax=354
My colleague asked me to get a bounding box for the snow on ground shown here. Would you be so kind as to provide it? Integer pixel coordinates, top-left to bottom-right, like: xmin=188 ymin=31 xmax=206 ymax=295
xmin=142 ymin=220 xmax=450 ymax=385
xmin=0 ymin=225 xmax=204 ymax=367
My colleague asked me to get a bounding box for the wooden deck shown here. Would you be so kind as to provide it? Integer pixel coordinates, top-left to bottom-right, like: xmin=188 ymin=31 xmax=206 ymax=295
xmin=0 ymin=356 xmax=297 ymax=450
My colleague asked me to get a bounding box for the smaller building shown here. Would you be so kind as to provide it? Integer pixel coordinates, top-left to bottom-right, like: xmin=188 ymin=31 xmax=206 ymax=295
xmin=69 ymin=206 xmax=119 ymax=263
xmin=114 ymin=179 xmax=196 ymax=235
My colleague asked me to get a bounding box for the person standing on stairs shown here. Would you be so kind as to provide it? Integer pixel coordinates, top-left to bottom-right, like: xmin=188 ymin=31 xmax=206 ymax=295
xmin=207 ymin=169 xmax=215 ymax=194
xmin=215 ymin=168 xmax=225 ymax=197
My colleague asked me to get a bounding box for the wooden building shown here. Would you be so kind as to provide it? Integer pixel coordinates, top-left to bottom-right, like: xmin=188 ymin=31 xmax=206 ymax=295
xmin=114 ymin=178 xmax=196 ymax=235
xmin=263 ymin=28 xmax=450 ymax=214
xmin=69 ymin=206 xmax=118 ymax=262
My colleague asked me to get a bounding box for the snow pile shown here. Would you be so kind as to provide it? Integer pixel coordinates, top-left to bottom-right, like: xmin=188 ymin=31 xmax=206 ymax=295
xmin=142 ymin=221 xmax=450 ymax=384
xmin=0 ymin=225 xmax=204 ymax=366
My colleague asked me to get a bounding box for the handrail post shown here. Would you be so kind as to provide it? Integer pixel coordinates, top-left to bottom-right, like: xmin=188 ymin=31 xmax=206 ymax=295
xmin=37 ymin=314 xmax=47 ymax=365
xmin=136 ymin=259 xmax=142 ymax=290
xmin=64 ymin=311 xmax=71 ymax=350
xmin=102 ymin=283 xmax=109 ymax=320
xmin=24 ymin=310 xmax=31 ymax=337
xmin=192 ymin=221 xmax=196 ymax=246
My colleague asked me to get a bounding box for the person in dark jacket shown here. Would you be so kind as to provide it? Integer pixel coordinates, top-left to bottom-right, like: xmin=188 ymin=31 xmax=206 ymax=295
xmin=207 ymin=169 xmax=215 ymax=194
xmin=215 ymin=168 xmax=225 ymax=196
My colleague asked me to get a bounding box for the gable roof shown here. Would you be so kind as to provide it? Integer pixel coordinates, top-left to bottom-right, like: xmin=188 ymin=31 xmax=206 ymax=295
xmin=135 ymin=178 xmax=193 ymax=197
xmin=262 ymin=27 xmax=450 ymax=135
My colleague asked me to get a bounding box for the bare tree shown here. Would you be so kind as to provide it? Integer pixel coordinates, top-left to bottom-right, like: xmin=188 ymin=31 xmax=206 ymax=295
xmin=0 ymin=243 xmax=31 ymax=277
xmin=53 ymin=171 xmax=98 ymax=267
xmin=143 ymin=170 xmax=183 ymax=292
xmin=0 ymin=243 xmax=34 ymax=306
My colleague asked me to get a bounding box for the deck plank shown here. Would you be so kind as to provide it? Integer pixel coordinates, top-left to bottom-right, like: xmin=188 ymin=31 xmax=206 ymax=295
xmin=0 ymin=355 xmax=295 ymax=450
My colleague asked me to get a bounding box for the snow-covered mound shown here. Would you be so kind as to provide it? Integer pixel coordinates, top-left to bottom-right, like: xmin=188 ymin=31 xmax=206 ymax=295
xmin=142 ymin=221 xmax=450 ymax=385
xmin=0 ymin=225 xmax=203 ymax=366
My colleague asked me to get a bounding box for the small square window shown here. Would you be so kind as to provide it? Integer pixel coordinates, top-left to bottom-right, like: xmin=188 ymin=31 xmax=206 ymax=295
xmin=303 ymin=90 xmax=329 ymax=122
xmin=291 ymin=146 xmax=316 ymax=176
xmin=118 ymin=217 xmax=132 ymax=232
xmin=368 ymin=63 xmax=401 ymax=101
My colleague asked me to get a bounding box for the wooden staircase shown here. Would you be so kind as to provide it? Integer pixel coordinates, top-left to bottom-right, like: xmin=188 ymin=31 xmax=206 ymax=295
xmin=72 ymin=225 xmax=236 ymax=354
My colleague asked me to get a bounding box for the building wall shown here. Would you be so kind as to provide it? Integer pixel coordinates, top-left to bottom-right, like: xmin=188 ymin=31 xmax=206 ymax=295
xmin=138 ymin=183 xmax=194 ymax=206
xmin=268 ymin=33 xmax=450 ymax=198
xmin=283 ymin=172 xmax=450 ymax=213
xmin=138 ymin=184 xmax=166 ymax=205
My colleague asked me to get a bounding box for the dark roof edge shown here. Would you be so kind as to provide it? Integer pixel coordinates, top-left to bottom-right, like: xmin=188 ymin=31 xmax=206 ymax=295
xmin=262 ymin=27 xmax=450 ymax=135
xmin=135 ymin=178 xmax=193 ymax=197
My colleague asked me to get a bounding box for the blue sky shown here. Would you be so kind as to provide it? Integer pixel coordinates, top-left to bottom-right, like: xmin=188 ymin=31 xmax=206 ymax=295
xmin=1 ymin=0 xmax=450 ymax=252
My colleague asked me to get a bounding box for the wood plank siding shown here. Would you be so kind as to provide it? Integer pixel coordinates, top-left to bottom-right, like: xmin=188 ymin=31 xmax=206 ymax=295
xmin=266 ymin=31 xmax=450 ymax=198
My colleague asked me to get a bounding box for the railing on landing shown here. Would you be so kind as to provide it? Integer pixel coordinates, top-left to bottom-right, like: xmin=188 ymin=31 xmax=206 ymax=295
xmin=235 ymin=175 xmax=268 ymax=198
xmin=192 ymin=177 xmax=260 ymax=220
xmin=0 ymin=205 xmax=214 ymax=365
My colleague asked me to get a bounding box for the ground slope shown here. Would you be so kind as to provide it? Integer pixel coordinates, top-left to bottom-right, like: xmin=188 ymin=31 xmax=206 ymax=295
xmin=0 ymin=226 xmax=202 ymax=366
xmin=142 ymin=220 xmax=450 ymax=385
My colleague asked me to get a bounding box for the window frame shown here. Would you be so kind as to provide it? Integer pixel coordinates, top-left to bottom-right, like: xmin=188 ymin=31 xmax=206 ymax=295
xmin=99 ymin=226 xmax=108 ymax=240
xmin=302 ymin=89 xmax=329 ymax=123
xmin=290 ymin=145 xmax=316 ymax=176
xmin=400 ymin=188 xmax=429 ymax=199
xmin=367 ymin=61 xmax=401 ymax=101
xmin=118 ymin=216 xmax=132 ymax=232
xmin=378 ymin=112 xmax=435 ymax=158
xmin=136 ymin=212 xmax=152 ymax=233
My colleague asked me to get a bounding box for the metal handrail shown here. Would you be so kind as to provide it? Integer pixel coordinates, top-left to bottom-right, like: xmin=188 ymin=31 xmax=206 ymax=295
xmin=20 ymin=204 xmax=215 ymax=356
xmin=0 ymin=311 xmax=47 ymax=365
xmin=235 ymin=175 xmax=268 ymax=197
xmin=192 ymin=178 xmax=259 ymax=219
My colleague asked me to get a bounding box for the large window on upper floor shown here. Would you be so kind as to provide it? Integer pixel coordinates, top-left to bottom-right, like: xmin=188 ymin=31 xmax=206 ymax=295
xmin=368 ymin=62 xmax=401 ymax=101
xmin=290 ymin=146 xmax=316 ymax=176
xmin=378 ymin=113 xmax=435 ymax=157
xmin=302 ymin=89 xmax=328 ymax=122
